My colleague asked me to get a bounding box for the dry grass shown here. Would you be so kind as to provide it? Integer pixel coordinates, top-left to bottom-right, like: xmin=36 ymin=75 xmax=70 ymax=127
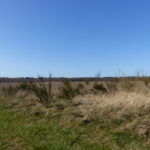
xmin=74 ymin=91 xmax=150 ymax=119
xmin=1 ymin=81 xmax=150 ymax=149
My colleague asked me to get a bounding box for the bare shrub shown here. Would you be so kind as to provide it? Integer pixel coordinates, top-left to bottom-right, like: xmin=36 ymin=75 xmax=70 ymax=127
xmin=19 ymin=74 xmax=52 ymax=107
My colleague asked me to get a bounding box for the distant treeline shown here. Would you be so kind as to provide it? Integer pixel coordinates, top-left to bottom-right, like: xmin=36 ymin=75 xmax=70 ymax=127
xmin=0 ymin=77 xmax=150 ymax=83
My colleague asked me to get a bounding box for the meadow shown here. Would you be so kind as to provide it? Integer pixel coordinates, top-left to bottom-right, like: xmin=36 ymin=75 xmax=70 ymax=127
xmin=1 ymin=77 xmax=150 ymax=150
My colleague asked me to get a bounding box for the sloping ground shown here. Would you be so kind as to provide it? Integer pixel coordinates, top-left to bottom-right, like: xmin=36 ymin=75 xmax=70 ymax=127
xmin=1 ymin=91 xmax=150 ymax=150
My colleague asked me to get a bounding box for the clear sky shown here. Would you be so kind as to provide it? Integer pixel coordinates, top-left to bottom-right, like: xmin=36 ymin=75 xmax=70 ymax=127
xmin=0 ymin=0 xmax=150 ymax=77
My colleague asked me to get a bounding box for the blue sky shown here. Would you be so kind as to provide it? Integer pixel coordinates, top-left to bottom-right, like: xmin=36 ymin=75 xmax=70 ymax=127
xmin=0 ymin=0 xmax=150 ymax=77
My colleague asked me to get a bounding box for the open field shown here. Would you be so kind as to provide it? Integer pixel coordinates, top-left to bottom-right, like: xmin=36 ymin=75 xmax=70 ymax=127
xmin=1 ymin=78 xmax=150 ymax=150
xmin=1 ymin=0 xmax=150 ymax=149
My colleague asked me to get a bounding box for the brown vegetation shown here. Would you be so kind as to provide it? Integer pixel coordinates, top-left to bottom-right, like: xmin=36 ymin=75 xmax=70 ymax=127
xmin=1 ymin=77 xmax=150 ymax=149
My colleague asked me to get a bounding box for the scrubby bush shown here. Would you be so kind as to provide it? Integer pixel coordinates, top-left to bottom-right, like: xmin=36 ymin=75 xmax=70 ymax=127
xmin=19 ymin=82 xmax=29 ymax=90
xmin=59 ymin=80 xmax=85 ymax=100
xmin=75 ymin=83 xmax=85 ymax=95
xmin=92 ymin=82 xmax=108 ymax=94
xmin=59 ymin=80 xmax=75 ymax=100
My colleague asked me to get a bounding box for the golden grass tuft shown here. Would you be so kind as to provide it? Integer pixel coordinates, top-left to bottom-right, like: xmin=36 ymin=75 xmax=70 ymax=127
xmin=74 ymin=91 xmax=150 ymax=119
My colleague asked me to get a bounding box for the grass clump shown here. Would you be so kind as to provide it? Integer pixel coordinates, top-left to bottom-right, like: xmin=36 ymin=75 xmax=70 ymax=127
xmin=106 ymin=82 xmax=118 ymax=93
xmin=119 ymin=78 xmax=134 ymax=91
xmin=112 ymin=130 xmax=140 ymax=147
xmin=1 ymin=85 xmax=18 ymax=98
xmin=139 ymin=77 xmax=150 ymax=87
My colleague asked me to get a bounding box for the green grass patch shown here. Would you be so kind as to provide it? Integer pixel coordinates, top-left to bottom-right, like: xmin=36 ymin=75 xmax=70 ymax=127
xmin=0 ymin=98 xmax=150 ymax=150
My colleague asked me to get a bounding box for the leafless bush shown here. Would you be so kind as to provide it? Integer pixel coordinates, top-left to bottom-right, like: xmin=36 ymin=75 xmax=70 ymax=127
xmin=19 ymin=74 xmax=52 ymax=107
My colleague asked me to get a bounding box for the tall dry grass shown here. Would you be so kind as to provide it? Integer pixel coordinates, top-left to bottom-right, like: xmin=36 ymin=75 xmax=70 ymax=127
xmin=74 ymin=91 xmax=150 ymax=119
